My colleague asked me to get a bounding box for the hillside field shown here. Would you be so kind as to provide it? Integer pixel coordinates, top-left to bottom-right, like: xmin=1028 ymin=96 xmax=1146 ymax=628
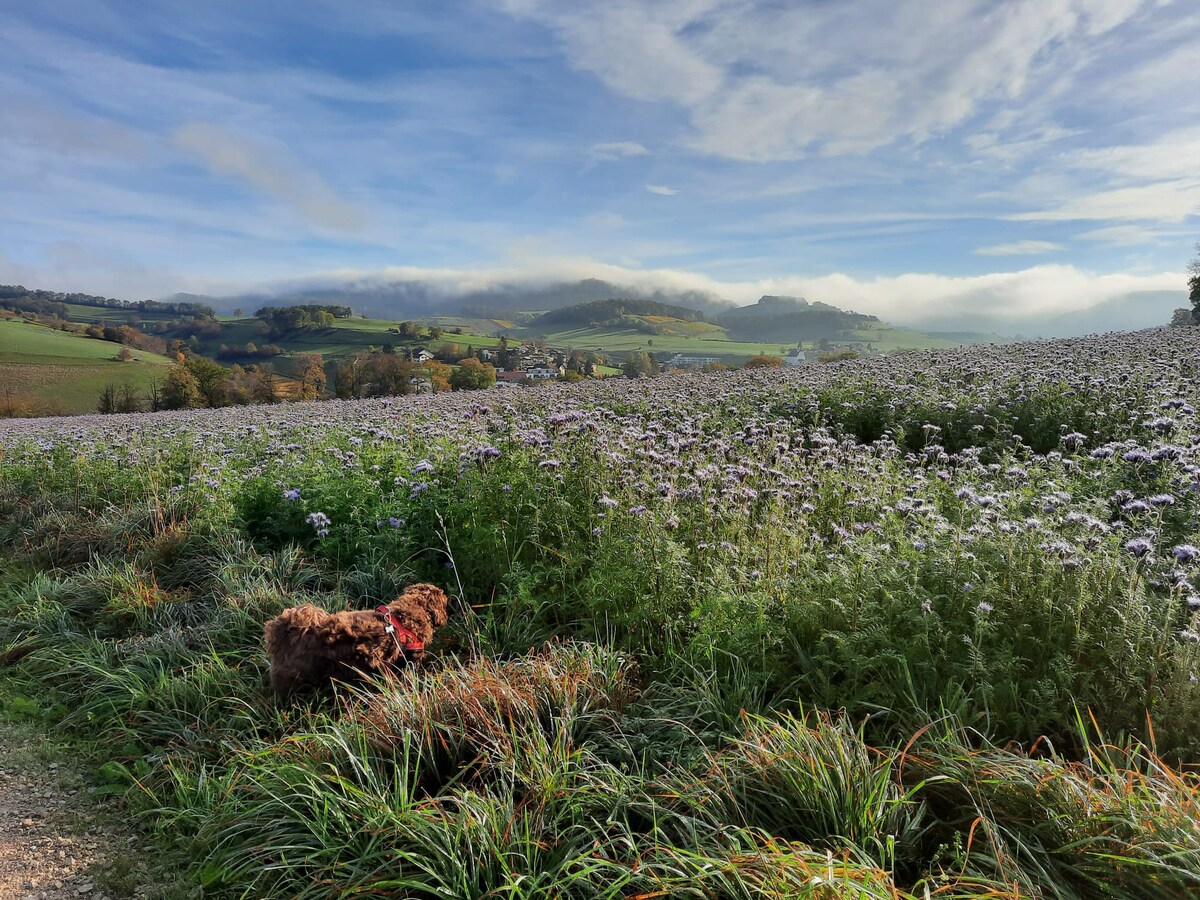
xmin=0 ymin=317 xmax=174 ymax=414
xmin=3 ymin=328 xmax=1200 ymax=898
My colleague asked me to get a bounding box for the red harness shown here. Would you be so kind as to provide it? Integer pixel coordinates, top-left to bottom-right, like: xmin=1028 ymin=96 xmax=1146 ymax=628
xmin=376 ymin=605 xmax=426 ymax=654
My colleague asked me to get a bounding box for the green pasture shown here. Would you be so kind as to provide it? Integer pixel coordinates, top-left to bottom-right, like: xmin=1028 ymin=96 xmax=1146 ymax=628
xmin=0 ymin=318 xmax=173 ymax=414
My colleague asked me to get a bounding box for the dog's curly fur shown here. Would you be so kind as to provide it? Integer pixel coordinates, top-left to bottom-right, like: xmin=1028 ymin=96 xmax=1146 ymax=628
xmin=264 ymin=583 xmax=449 ymax=697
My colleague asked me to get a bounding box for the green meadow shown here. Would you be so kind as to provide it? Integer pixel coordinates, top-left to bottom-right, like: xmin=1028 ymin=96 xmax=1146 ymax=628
xmin=0 ymin=317 xmax=174 ymax=414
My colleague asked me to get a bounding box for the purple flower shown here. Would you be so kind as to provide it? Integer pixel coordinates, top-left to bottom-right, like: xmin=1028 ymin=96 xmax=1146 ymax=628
xmin=1174 ymin=544 xmax=1200 ymax=563
xmin=977 ymin=601 xmax=993 ymax=613
xmin=1124 ymin=537 xmax=1154 ymax=558
xmin=282 ymin=488 xmax=301 ymax=501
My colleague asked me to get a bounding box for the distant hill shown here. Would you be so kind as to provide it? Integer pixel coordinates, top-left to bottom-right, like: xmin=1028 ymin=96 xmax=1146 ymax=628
xmin=203 ymin=278 xmax=737 ymax=320
xmin=717 ymin=295 xmax=880 ymax=341
xmin=533 ymin=298 xmax=713 ymax=328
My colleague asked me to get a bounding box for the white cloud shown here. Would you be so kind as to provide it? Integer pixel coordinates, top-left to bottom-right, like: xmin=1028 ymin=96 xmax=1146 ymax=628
xmin=975 ymin=240 xmax=1063 ymax=256
xmin=174 ymin=122 xmax=364 ymax=231
xmin=645 ymin=184 xmax=679 ymax=195
xmin=1070 ymin=128 xmax=1200 ymax=182
xmin=497 ymin=0 xmax=1153 ymax=160
xmin=1077 ymin=225 xmax=1158 ymax=244
xmin=588 ymin=141 xmax=650 ymax=162
xmin=1013 ymin=179 xmax=1200 ymax=223
xmin=257 ymin=259 xmax=1183 ymax=326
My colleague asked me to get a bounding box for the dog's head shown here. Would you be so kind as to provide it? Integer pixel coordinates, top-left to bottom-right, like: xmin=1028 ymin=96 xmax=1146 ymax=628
xmin=391 ymin=583 xmax=450 ymax=629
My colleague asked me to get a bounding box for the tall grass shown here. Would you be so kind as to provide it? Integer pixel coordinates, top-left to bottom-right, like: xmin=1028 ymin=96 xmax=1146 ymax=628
xmin=4 ymin=332 xmax=1200 ymax=896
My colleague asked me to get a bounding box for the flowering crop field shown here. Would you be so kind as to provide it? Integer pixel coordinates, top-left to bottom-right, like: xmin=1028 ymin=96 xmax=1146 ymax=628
xmin=3 ymin=329 xmax=1200 ymax=897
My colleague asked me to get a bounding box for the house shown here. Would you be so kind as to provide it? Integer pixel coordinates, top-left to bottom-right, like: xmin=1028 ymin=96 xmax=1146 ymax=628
xmin=667 ymin=354 xmax=722 ymax=369
xmin=496 ymin=370 xmax=529 ymax=384
xmin=783 ymin=348 xmax=810 ymax=366
xmin=410 ymin=347 xmax=435 ymax=363
xmin=525 ymin=365 xmax=563 ymax=380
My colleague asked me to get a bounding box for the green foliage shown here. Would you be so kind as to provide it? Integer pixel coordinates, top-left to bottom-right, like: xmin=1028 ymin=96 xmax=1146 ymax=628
xmin=622 ymin=349 xmax=658 ymax=377
xmin=161 ymin=363 xmax=202 ymax=410
xmin=5 ymin=335 xmax=1200 ymax=897
xmin=449 ymin=357 xmax=496 ymax=390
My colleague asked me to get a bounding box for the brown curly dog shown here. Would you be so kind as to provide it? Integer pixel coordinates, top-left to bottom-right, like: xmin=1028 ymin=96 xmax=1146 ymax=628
xmin=264 ymin=583 xmax=449 ymax=697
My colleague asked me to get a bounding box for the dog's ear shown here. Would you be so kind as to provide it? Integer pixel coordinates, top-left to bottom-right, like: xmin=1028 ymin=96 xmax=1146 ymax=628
xmin=400 ymin=583 xmax=449 ymax=628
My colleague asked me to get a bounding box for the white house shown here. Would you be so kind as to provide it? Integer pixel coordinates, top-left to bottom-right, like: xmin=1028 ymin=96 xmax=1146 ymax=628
xmin=524 ymin=365 xmax=563 ymax=380
xmin=668 ymin=354 xmax=722 ymax=369
xmin=783 ymin=348 xmax=810 ymax=366
xmin=411 ymin=347 xmax=435 ymax=363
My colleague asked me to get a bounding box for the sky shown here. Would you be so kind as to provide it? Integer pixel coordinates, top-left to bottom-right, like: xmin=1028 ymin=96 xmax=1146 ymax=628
xmin=1 ymin=0 xmax=1198 ymax=325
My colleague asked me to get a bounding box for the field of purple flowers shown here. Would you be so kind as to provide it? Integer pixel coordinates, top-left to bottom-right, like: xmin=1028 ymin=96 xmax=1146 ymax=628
xmin=3 ymin=329 xmax=1200 ymax=897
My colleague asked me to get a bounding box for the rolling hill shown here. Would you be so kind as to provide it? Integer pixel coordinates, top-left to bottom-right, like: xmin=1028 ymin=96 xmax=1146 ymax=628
xmin=0 ymin=316 xmax=175 ymax=415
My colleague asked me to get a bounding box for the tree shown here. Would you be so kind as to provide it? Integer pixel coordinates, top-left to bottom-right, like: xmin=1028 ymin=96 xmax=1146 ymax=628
xmin=1189 ymin=242 xmax=1200 ymax=317
xmin=622 ymin=351 xmax=658 ymax=378
xmin=116 ymin=383 xmax=142 ymax=413
xmin=97 ymin=383 xmax=117 ymax=414
xmin=117 ymin=346 xmax=133 ymax=362
xmin=146 ymin=380 xmax=164 ymax=412
xmin=296 ymin=354 xmax=327 ymax=401
xmin=185 ymin=356 xmax=230 ymax=408
xmin=162 ymin=364 xmax=202 ymax=410
xmin=421 ymin=360 xmax=452 ymax=393
xmin=1171 ymin=308 xmax=1195 ymax=327
xmin=252 ymin=368 xmax=281 ymax=404
xmin=449 ymin=357 xmax=496 ymax=391
xmin=743 ymin=354 xmax=782 ymax=369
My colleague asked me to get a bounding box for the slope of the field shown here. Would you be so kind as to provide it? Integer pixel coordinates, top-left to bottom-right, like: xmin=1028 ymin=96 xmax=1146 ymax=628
xmin=57 ymin=302 xmax=182 ymax=326
xmin=0 ymin=318 xmax=174 ymax=413
xmin=210 ymin=316 xmax=506 ymax=370
xmin=513 ymin=315 xmax=985 ymax=357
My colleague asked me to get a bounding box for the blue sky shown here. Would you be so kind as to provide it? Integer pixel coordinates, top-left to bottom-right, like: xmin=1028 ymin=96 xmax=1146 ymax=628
xmin=1 ymin=0 xmax=1198 ymax=325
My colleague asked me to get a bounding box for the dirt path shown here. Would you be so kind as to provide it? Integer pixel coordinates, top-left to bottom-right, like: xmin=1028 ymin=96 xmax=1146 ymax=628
xmin=0 ymin=729 xmax=162 ymax=900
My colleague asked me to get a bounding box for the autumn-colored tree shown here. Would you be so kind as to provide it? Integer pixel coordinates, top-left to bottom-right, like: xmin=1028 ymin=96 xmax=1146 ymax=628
xmin=743 ymin=354 xmax=782 ymax=369
xmin=421 ymin=360 xmax=452 ymax=393
xmin=296 ymin=354 xmax=327 ymax=401
xmin=252 ymin=368 xmax=281 ymax=404
xmin=161 ymin=364 xmax=202 ymax=410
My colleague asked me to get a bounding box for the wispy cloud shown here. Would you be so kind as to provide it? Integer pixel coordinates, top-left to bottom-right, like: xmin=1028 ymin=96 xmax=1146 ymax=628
xmin=174 ymin=122 xmax=364 ymax=231
xmin=1013 ymin=180 xmax=1200 ymax=223
xmin=588 ymin=141 xmax=649 ymax=163
xmin=644 ymin=184 xmax=679 ymax=196
xmin=498 ymin=0 xmax=1156 ymax=161
xmin=975 ymin=240 xmax=1063 ymax=256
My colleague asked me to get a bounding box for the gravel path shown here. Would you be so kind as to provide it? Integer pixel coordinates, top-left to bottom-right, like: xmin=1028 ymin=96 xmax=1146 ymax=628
xmin=0 ymin=731 xmax=162 ymax=900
